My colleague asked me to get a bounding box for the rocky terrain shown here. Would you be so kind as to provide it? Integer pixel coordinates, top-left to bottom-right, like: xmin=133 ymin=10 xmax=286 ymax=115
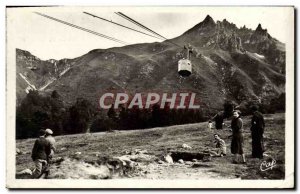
xmin=16 ymin=113 xmax=285 ymax=180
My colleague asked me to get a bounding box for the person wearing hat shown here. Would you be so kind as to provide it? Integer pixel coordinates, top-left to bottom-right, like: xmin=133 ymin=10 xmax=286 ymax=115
xmin=45 ymin=128 xmax=56 ymax=159
xmin=31 ymin=129 xmax=51 ymax=178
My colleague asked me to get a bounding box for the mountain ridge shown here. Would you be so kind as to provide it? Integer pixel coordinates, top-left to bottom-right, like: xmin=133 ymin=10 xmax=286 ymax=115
xmin=16 ymin=15 xmax=286 ymax=111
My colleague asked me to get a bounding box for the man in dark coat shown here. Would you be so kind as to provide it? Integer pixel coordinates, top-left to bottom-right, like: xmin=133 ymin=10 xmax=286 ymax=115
xmin=250 ymin=105 xmax=265 ymax=158
xmin=31 ymin=129 xmax=51 ymax=178
xmin=213 ymin=111 xmax=224 ymax=130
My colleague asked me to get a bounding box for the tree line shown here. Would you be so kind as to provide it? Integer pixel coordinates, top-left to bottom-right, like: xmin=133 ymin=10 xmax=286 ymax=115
xmin=16 ymin=90 xmax=285 ymax=139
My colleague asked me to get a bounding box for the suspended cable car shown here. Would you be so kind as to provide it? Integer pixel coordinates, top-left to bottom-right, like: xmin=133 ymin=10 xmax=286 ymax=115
xmin=37 ymin=11 xmax=194 ymax=78
xmin=178 ymin=46 xmax=193 ymax=77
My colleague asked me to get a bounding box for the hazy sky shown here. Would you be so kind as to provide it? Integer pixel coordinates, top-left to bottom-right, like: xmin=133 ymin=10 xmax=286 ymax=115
xmin=7 ymin=6 xmax=293 ymax=60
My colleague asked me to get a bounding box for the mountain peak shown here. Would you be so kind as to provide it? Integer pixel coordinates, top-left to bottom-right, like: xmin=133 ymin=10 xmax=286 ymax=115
xmin=254 ymin=23 xmax=270 ymax=38
xmin=202 ymin=15 xmax=215 ymax=25
xmin=256 ymin=23 xmax=263 ymax=31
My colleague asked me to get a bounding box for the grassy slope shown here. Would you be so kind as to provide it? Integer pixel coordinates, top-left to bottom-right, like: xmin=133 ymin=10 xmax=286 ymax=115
xmin=16 ymin=113 xmax=285 ymax=179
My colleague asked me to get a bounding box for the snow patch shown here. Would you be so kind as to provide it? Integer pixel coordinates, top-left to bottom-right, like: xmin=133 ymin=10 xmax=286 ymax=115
xmin=254 ymin=53 xmax=265 ymax=59
xmin=19 ymin=73 xmax=36 ymax=91
xmin=39 ymin=77 xmax=56 ymax=91
xmin=59 ymin=66 xmax=70 ymax=77
xmin=54 ymin=62 xmax=58 ymax=73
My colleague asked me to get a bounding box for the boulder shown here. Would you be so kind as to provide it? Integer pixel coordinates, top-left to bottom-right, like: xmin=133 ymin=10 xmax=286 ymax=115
xmin=16 ymin=148 xmax=23 ymax=155
xmin=178 ymin=159 xmax=184 ymax=164
xmin=60 ymin=147 xmax=67 ymax=151
xmin=17 ymin=168 xmax=32 ymax=175
xmin=182 ymin=144 xmax=192 ymax=149
xmin=162 ymin=154 xmax=173 ymax=164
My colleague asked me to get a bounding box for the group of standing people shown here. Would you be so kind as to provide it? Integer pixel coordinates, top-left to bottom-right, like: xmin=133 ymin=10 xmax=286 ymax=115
xmin=210 ymin=105 xmax=265 ymax=164
xmin=31 ymin=128 xmax=56 ymax=178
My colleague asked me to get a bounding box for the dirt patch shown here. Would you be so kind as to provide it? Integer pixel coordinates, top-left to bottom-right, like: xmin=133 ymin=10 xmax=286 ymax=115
xmin=49 ymin=158 xmax=112 ymax=179
xmin=170 ymin=151 xmax=207 ymax=162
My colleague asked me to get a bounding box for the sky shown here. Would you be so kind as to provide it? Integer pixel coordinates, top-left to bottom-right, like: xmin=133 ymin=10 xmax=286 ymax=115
xmin=7 ymin=6 xmax=293 ymax=60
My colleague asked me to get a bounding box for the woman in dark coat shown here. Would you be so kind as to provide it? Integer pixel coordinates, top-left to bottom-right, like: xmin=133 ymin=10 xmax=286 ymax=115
xmin=231 ymin=110 xmax=246 ymax=164
xmin=250 ymin=106 xmax=265 ymax=158
xmin=213 ymin=111 xmax=224 ymax=130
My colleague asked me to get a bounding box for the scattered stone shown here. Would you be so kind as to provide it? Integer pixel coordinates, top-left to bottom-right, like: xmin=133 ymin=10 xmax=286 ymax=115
xmin=135 ymin=149 xmax=148 ymax=154
xmin=78 ymin=143 xmax=88 ymax=147
xmin=17 ymin=168 xmax=32 ymax=175
xmin=162 ymin=154 xmax=173 ymax=164
xmin=202 ymin=155 xmax=212 ymax=162
xmin=51 ymin=157 xmax=64 ymax=164
xmin=16 ymin=168 xmax=33 ymax=179
xmin=182 ymin=144 xmax=192 ymax=149
xmin=178 ymin=159 xmax=184 ymax=164
xmin=122 ymin=150 xmax=131 ymax=155
xmin=71 ymin=175 xmax=80 ymax=179
xmin=157 ymin=160 xmax=164 ymax=164
xmin=93 ymin=152 xmax=101 ymax=157
xmin=50 ymin=171 xmax=65 ymax=179
xmin=60 ymin=147 xmax=67 ymax=151
xmin=263 ymin=153 xmax=269 ymax=157
xmin=75 ymin=152 xmax=81 ymax=155
xmin=16 ymin=148 xmax=23 ymax=155
xmin=185 ymin=161 xmax=193 ymax=165
xmin=192 ymin=159 xmax=198 ymax=162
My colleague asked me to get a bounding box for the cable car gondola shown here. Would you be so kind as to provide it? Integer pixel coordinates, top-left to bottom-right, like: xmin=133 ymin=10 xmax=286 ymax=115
xmin=178 ymin=46 xmax=193 ymax=77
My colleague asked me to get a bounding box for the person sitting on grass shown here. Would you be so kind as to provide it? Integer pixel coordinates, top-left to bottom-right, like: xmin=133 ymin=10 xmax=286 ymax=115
xmin=209 ymin=134 xmax=227 ymax=157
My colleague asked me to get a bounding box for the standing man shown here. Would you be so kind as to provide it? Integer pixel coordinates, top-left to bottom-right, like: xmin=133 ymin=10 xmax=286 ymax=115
xmin=45 ymin=128 xmax=56 ymax=159
xmin=31 ymin=129 xmax=51 ymax=178
xmin=250 ymin=105 xmax=265 ymax=158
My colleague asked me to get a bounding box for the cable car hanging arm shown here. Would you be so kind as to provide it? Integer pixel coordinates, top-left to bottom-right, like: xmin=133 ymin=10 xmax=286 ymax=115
xmin=83 ymin=12 xmax=164 ymax=40
xmin=115 ymin=12 xmax=182 ymax=48
xmin=34 ymin=12 xmax=128 ymax=45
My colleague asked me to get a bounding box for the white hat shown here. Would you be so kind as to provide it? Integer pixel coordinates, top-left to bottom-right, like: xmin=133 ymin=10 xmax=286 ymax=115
xmin=45 ymin=128 xmax=53 ymax=135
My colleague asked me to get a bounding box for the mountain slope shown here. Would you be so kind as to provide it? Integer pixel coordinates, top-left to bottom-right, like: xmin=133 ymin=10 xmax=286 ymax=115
xmin=16 ymin=15 xmax=285 ymax=110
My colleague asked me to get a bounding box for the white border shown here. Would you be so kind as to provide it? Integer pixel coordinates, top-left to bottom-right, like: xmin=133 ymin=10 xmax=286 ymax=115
xmin=5 ymin=5 xmax=295 ymax=189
